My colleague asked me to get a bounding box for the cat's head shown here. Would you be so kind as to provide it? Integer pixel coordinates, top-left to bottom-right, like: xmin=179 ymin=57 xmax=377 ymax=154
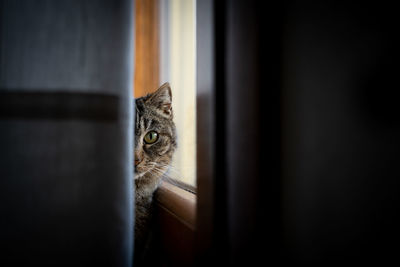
xmin=134 ymin=83 xmax=177 ymax=181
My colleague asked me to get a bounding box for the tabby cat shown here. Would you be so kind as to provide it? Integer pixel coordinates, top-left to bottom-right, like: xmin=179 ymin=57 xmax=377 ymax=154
xmin=134 ymin=83 xmax=177 ymax=260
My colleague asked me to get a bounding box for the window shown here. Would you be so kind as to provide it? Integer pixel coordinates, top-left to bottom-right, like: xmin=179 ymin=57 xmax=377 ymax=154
xmin=134 ymin=0 xmax=196 ymax=187
xmin=160 ymin=0 xmax=196 ymax=187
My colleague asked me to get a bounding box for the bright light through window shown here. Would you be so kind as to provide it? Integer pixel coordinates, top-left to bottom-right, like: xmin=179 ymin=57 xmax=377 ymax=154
xmin=160 ymin=0 xmax=196 ymax=186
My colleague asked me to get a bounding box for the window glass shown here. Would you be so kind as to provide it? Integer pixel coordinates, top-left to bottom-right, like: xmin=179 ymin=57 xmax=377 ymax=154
xmin=160 ymin=0 xmax=196 ymax=186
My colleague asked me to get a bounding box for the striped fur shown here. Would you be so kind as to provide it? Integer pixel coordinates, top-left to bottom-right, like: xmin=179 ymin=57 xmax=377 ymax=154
xmin=134 ymin=83 xmax=177 ymax=255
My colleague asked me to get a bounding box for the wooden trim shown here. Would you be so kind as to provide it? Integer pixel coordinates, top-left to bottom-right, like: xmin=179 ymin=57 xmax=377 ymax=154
xmin=153 ymin=181 xmax=196 ymax=266
xmin=134 ymin=0 xmax=159 ymax=98
xmin=155 ymin=181 xmax=196 ymax=230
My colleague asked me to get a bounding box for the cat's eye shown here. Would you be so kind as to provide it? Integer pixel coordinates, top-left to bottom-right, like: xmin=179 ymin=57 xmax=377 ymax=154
xmin=135 ymin=1 xmax=196 ymax=187
xmin=144 ymin=131 xmax=158 ymax=144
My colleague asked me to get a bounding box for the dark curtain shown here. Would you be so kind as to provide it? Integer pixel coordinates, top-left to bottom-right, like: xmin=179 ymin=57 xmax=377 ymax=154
xmin=207 ymin=0 xmax=400 ymax=266
xmin=0 ymin=0 xmax=134 ymax=266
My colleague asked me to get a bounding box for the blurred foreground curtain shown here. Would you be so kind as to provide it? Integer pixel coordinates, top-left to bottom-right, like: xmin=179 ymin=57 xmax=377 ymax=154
xmin=200 ymin=1 xmax=400 ymax=266
xmin=0 ymin=0 xmax=134 ymax=266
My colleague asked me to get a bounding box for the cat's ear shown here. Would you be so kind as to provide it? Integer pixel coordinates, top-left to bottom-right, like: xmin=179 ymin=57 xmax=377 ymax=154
xmin=146 ymin=82 xmax=173 ymax=119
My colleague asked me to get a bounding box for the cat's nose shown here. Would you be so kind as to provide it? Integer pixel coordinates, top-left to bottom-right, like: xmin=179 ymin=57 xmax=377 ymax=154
xmin=134 ymin=152 xmax=143 ymax=166
xmin=134 ymin=158 xmax=142 ymax=166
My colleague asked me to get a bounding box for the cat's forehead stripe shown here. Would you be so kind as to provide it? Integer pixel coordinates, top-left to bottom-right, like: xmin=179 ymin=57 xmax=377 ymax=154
xmin=143 ymin=118 xmax=152 ymax=130
xmin=140 ymin=116 xmax=145 ymax=132
xmin=135 ymin=106 xmax=140 ymax=128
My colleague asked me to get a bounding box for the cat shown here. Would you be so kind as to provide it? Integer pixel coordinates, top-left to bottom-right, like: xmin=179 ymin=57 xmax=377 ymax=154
xmin=134 ymin=82 xmax=177 ymax=262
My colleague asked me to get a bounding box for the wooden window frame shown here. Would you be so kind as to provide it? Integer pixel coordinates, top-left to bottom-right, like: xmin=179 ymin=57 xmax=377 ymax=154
xmin=152 ymin=181 xmax=196 ymax=266
xmin=134 ymin=0 xmax=159 ymax=97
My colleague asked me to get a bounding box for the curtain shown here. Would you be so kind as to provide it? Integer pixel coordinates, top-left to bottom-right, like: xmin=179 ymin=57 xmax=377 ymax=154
xmin=0 ymin=0 xmax=134 ymax=266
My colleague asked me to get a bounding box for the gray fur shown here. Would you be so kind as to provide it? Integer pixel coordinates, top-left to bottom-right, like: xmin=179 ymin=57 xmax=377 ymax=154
xmin=134 ymin=83 xmax=177 ymax=251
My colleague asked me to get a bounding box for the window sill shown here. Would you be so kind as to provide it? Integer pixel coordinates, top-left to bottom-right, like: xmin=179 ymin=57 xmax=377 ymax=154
xmin=153 ymin=180 xmax=196 ymax=265
xmin=155 ymin=180 xmax=196 ymax=229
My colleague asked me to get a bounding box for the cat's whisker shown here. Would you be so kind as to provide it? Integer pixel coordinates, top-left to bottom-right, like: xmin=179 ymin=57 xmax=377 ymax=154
xmin=152 ymin=165 xmax=179 ymax=178
xmin=150 ymin=162 xmax=181 ymax=176
xmin=150 ymin=167 xmax=183 ymax=187
xmin=149 ymin=166 xmax=166 ymax=176
xmin=149 ymin=166 xmax=179 ymax=182
xmin=147 ymin=162 xmax=172 ymax=174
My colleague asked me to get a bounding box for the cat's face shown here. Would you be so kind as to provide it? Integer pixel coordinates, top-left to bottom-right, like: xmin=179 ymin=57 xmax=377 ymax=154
xmin=134 ymin=83 xmax=177 ymax=181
